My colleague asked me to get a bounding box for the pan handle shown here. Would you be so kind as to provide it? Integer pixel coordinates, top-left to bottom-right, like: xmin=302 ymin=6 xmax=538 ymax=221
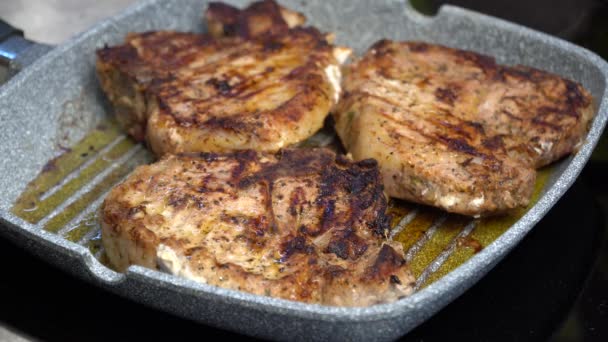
xmin=0 ymin=19 xmax=53 ymax=82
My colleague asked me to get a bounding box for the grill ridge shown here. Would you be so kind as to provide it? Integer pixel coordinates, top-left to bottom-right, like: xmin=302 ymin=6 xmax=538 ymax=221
xmin=414 ymin=220 xmax=479 ymax=289
xmin=39 ymin=135 xmax=126 ymax=202
xmin=405 ymin=215 xmax=448 ymax=262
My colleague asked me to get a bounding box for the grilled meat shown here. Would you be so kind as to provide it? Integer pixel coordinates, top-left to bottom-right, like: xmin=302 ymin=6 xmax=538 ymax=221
xmin=335 ymin=40 xmax=593 ymax=216
xmin=205 ymin=0 xmax=306 ymax=39
xmin=96 ymin=1 xmax=350 ymax=156
xmin=101 ymin=148 xmax=414 ymax=306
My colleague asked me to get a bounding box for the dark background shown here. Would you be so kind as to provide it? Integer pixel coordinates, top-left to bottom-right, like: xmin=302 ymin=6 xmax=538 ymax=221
xmin=2 ymin=1 xmax=608 ymax=340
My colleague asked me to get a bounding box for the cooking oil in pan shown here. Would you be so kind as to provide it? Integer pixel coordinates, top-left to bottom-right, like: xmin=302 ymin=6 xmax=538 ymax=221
xmin=12 ymin=120 xmax=124 ymax=223
xmin=408 ymin=168 xmax=551 ymax=288
xmin=10 ymin=120 xmax=552 ymax=289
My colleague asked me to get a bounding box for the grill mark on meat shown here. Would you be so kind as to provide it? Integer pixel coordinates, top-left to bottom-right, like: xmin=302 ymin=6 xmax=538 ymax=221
xmin=439 ymin=136 xmax=485 ymax=157
xmin=101 ymin=147 xmax=414 ymax=306
xmin=229 ymin=151 xmax=254 ymax=184
xmin=434 ymin=87 xmax=458 ymax=105
xmin=157 ymin=57 xmax=320 ymax=129
xmin=482 ymin=135 xmax=505 ymax=150
xmin=288 ymin=187 xmax=305 ymax=217
xmin=334 ymin=40 xmax=593 ymax=215
xmin=161 ymin=66 xmax=282 ymax=123
xmin=499 ymin=109 xmax=523 ymax=121
xmin=536 ymin=104 xmax=579 ymax=120
xmin=531 ymin=117 xmax=562 ymax=131
xmin=201 ymin=115 xmax=253 ymax=133
xmin=359 ymin=88 xmax=479 ymax=135
xmin=263 ymin=178 xmax=279 ymax=234
xmin=431 ymin=119 xmax=475 ymax=140
xmin=234 ymin=82 xmax=282 ymax=101
xmin=218 ymin=65 xmax=283 ymax=98
xmin=97 ymin=6 xmax=345 ymax=155
xmin=284 ymin=65 xmax=313 ymax=80
xmin=388 ymin=117 xmax=502 ymax=167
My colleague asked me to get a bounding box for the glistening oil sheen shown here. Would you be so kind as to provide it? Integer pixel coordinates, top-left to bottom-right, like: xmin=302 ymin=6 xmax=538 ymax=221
xmin=10 ymin=120 xmax=552 ymax=289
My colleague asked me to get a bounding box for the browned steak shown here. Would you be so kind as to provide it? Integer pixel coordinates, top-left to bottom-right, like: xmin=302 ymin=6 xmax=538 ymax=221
xmin=205 ymin=0 xmax=306 ymax=39
xmin=96 ymin=0 xmax=349 ymax=156
xmin=101 ymin=148 xmax=414 ymax=306
xmin=334 ymin=40 xmax=594 ymax=216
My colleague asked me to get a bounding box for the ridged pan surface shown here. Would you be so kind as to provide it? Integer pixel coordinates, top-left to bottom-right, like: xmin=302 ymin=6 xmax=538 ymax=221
xmin=0 ymin=1 xmax=607 ymax=341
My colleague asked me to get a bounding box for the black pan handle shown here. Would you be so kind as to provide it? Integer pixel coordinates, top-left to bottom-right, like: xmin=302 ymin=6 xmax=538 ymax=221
xmin=0 ymin=19 xmax=53 ymax=82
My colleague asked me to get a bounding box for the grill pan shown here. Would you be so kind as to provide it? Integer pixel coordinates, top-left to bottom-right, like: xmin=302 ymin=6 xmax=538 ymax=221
xmin=1 ymin=1 xmax=607 ymax=340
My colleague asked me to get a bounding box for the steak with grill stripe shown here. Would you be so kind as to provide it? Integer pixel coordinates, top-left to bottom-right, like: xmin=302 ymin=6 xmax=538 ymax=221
xmin=96 ymin=0 xmax=350 ymax=156
xmin=334 ymin=40 xmax=594 ymax=216
xmin=101 ymin=148 xmax=414 ymax=306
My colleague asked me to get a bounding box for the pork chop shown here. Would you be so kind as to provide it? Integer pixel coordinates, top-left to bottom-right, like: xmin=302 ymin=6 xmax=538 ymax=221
xmin=205 ymin=0 xmax=306 ymax=39
xmin=96 ymin=0 xmax=350 ymax=155
xmin=101 ymin=148 xmax=414 ymax=306
xmin=335 ymin=40 xmax=593 ymax=216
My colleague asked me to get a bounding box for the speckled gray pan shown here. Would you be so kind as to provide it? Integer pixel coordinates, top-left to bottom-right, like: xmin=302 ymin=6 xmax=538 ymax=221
xmin=1 ymin=0 xmax=607 ymax=341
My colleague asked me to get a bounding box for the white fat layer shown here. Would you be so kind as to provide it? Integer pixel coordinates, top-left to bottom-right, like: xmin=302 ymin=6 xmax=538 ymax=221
xmin=156 ymin=244 xmax=207 ymax=283
xmin=438 ymin=194 xmax=459 ymax=208
xmin=333 ymin=47 xmax=352 ymax=65
xmin=470 ymin=195 xmax=485 ymax=208
xmin=325 ymin=64 xmax=342 ymax=103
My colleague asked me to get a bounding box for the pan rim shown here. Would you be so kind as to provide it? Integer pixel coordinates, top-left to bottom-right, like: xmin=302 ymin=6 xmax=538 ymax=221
xmin=1 ymin=0 xmax=607 ymax=325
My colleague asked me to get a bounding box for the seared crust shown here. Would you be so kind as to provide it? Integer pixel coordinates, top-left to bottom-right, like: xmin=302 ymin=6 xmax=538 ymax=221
xmin=206 ymin=0 xmax=306 ymax=38
xmin=96 ymin=1 xmax=347 ymax=155
xmin=101 ymin=148 xmax=414 ymax=306
xmin=335 ymin=91 xmax=536 ymax=216
xmin=335 ymin=41 xmax=594 ymax=215
xmin=350 ymin=41 xmax=594 ymax=168
xmin=333 ymin=40 xmax=593 ymax=215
